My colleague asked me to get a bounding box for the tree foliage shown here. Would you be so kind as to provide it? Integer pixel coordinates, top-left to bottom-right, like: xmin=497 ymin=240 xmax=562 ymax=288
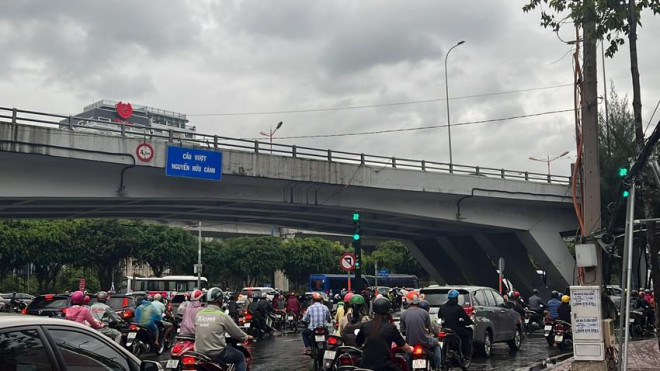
xmin=362 ymin=240 xmax=425 ymax=278
xmin=282 ymin=238 xmax=345 ymax=291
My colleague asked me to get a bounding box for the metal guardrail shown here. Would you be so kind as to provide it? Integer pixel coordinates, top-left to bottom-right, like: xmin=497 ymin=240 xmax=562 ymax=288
xmin=0 ymin=106 xmax=571 ymax=185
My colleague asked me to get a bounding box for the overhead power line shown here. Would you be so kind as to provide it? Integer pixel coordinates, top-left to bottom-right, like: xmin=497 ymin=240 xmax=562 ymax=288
xmin=189 ymin=83 xmax=573 ymax=117
xmin=241 ymin=108 xmax=575 ymax=140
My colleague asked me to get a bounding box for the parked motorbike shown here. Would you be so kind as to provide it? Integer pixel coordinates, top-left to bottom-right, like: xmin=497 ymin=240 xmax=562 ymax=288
xmin=438 ymin=328 xmax=469 ymax=371
xmin=180 ymin=338 xmax=252 ymax=370
xmin=629 ymin=309 xmax=655 ymax=338
xmin=552 ymin=320 xmax=573 ymax=351
xmin=125 ymin=322 xmax=165 ymax=357
xmin=166 ymin=334 xmax=196 ymax=371
xmin=524 ymin=309 xmax=544 ymax=334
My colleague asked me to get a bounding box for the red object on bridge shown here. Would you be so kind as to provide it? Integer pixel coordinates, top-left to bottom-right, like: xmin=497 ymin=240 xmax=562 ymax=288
xmin=116 ymin=101 xmax=133 ymax=119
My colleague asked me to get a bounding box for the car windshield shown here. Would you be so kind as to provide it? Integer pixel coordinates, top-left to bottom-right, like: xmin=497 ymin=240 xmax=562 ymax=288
xmin=30 ymin=297 xmax=68 ymax=309
xmin=422 ymin=290 xmax=470 ymax=307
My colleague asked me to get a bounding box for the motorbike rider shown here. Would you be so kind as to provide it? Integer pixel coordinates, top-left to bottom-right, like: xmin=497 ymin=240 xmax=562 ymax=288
xmin=418 ymin=300 xmax=440 ymax=334
xmin=335 ymin=301 xmax=345 ymax=326
xmin=9 ymin=293 xmax=23 ymax=311
xmin=301 ymin=292 xmax=331 ymax=355
xmin=504 ymin=294 xmax=526 ymax=319
xmin=194 ymin=287 xmax=252 ymax=371
xmin=135 ymin=296 xmax=161 ymax=346
xmin=547 ymin=291 xmax=562 ymax=320
xmin=228 ymin=293 xmax=240 ymax=324
xmin=66 ymin=291 xmax=105 ymax=331
xmin=90 ymin=291 xmax=123 ymax=344
xmin=633 ymin=290 xmax=655 ymax=327
xmin=340 ymin=294 xmax=369 ymax=346
xmin=528 ymin=289 xmax=546 ymax=318
xmin=179 ymin=289 xmax=205 ymax=336
xmin=248 ymin=292 xmax=268 ymax=338
xmin=438 ymin=289 xmax=474 ymax=365
xmin=152 ymin=293 xmax=174 ymax=342
xmin=557 ymin=295 xmax=571 ymax=323
xmin=356 ymin=297 xmax=413 ymax=371
xmin=286 ymin=292 xmax=301 ymax=319
xmin=400 ymin=291 xmax=441 ymax=370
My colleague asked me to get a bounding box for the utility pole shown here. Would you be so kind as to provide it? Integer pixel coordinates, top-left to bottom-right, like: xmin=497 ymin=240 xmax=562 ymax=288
xmin=581 ymin=0 xmax=602 ymax=286
xmin=197 ymin=221 xmax=202 ymax=289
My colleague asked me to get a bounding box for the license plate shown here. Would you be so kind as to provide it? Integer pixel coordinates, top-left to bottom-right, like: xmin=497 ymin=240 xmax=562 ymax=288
xmin=555 ymin=335 xmax=563 ymax=343
xmin=315 ymin=335 xmax=325 ymax=342
xmin=544 ymin=325 xmax=552 ymax=331
xmin=244 ymin=323 xmax=250 ymax=328
xmin=127 ymin=332 xmax=137 ymax=340
xmin=412 ymin=359 xmax=427 ymax=368
xmin=166 ymin=359 xmax=179 ymax=368
xmin=324 ymin=350 xmax=336 ymax=360
xmin=524 ymin=319 xmax=530 ymax=324
xmin=629 ymin=318 xmax=635 ymax=323
xmin=274 ymin=314 xmax=281 ymax=319
xmin=287 ymin=316 xmax=293 ymax=321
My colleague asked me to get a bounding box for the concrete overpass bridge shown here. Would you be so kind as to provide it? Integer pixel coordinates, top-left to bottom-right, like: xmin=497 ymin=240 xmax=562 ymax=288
xmin=0 ymin=107 xmax=577 ymax=296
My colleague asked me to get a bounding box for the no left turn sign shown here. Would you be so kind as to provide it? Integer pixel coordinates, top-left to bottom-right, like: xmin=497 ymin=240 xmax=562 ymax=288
xmin=339 ymin=252 xmax=357 ymax=272
xmin=136 ymin=143 xmax=154 ymax=162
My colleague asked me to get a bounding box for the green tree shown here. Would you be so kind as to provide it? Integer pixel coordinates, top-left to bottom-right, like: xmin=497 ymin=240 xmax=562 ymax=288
xmin=55 ymin=266 xmax=101 ymax=294
xmin=0 ymin=221 xmax=28 ymax=284
xmin=282 ymin=238 xmax=344 ymax=291
xmin=225 ymin=237 xmax=285 ymax=287
xmin=362 ymin=241 xmax=425 ymax=278
xmin=132 ymin=224 xmax=197 ymax=278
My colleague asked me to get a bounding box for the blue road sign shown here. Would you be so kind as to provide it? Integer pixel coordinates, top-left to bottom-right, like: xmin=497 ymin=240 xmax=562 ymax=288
xmin=166 ymin=146 xmax=222 ymax=181
xmin=377 ymin=269 xmax=390 ymax=277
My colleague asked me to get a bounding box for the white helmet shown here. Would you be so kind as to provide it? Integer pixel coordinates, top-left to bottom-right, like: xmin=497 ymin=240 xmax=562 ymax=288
xmin=154 ymin=293 xmax=163 ymax=302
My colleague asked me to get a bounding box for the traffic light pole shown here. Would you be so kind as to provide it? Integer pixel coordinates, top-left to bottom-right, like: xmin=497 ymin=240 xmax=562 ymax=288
xmin=353 ymin=211 xmax=362 ymax=293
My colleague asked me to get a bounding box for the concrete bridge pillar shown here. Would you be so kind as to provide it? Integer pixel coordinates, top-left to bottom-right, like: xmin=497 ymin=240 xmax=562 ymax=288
xmin=516 ymin=229 xmax=575 ymax=291
xmin=436 ymin=236 xmax=498 ymax=287
xmin=409 ymin=238 xmax=468 ymax=285
xmin=474 ymin=233 xmax=548 ymax=299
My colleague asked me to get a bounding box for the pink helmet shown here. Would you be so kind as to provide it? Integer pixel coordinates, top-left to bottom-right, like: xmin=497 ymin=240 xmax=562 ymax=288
xmin=190 ymin=289 xmax=204 ymax=301
xmin=70 ymin=291 xmax=85 ymax=305
xmin=344 ymin=292 xmax=354 ymax=304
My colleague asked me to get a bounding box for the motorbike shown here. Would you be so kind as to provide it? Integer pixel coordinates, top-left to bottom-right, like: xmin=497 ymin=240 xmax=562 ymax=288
xmin=285 ymin=311 xmax=299 ymax=333
xmin=552 ymin=320 xmax=573 ymax=351
xmin=438 ymin=328 xmax=470 ymax=371
xmin=5 ymin=299 xmax=27 ymax=313
xmin=238 ymin=311 xmax=267 ymax=340
xmin=166 ymin=334 xmax=196 ymax=371
xmin=543 ymin=317 xmax=555 ymax=346
xmin=269 ymin=310 xmax=286 ymax=331
xmin=180 ymin=338 xmax=252 ymax=371
xmin=410 ymin=343 xmax=435 ymax=371
xmin=125 ymin=322 xmax=165 ymax=357
xmin=524 ymin=309 xmax=544 ymax=334
xmin=629 ymin=308 xmax=655 ymax=337
xmin=309 ymin=326 xmax=328 ymax=371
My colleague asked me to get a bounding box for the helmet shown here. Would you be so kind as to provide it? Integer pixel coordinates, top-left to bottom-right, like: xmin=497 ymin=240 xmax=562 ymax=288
xmin=190 ymin=289 xmax=204 ymax=301
xmin=350 ymin=294 xmax=365 ymax=306
xmin=551 ymin=291 xmax=559 ymax=299
xmin=344 ymin=292 xmax=354 ymax=304
xmin=448 ymin=289 xmax=459 ymax=299
xmin=532 ymin=289 xmax=539 ymax=295
xmin=206 ymin=287 xmax=225 ymax=304
xmin=645 ymin=289 xmax=651 ymax=294
xmin=406 ymin=291 xmax=421 ymax=305
xmin=419 ymin=300 xmax=431 ymax=312
xmin=373 ymin=297 xmax=391 ymax=314
xmin=312 ymin=292 xmax=323 ymax=302
xmin=96 ymin=291 xmax=108 ymax=302
xmin=154 ymin=294 xmax=163 ymax=302
xmin=70 ymin=291 xmax=84 ymax=305
xmin=562 ymin=295 xmax=570 ymax=303
xmin=83 ymin=296 xmax=90 ymax=305
xmin=513 ymin=291 xmax=520 ymax=298
xmin=337 ymin=301 xmax=344 ymax=307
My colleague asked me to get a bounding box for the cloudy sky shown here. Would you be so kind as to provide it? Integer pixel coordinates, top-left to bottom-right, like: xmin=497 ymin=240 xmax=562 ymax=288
xmin=1 ymin=1 xmax=659 ymax=177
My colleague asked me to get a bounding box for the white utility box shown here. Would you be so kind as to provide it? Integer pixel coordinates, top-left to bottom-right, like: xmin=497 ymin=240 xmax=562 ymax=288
xmin=575 ymin=243 xmax=598 ymax=267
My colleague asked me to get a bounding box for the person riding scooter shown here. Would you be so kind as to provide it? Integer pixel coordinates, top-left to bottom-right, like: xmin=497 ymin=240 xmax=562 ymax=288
xmin=438 ymin=289 xmax=474 ymax=364
xmin=401 ymin=291 xmax=441 ymax=370
xmin=90 ymin=291 xmax=123 ymax=343
xmin=179 ymin=289 xmax=205 ymax=336
xmin=547 ymin=291 xmax=562 ymax=320
xmin=557 ymin=295 xmax=571 ymax=323
xmin=135 ymin=296 xmax=161 ymax=346
xmin=194 ymin=287 xmax=252 ymax=371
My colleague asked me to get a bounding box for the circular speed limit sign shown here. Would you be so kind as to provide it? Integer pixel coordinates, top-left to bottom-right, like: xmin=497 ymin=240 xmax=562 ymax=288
xmin=136 ymin=143 xmax=154 ymax=162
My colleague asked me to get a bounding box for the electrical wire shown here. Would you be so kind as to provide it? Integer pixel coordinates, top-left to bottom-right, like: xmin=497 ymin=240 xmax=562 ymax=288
xmin=643 ymin=99 xmax=660 ymax=136
xmin=240 ymin=108 xmax=575 ymax=140
xmin=187 ymin=84 xmax=573 ymax=117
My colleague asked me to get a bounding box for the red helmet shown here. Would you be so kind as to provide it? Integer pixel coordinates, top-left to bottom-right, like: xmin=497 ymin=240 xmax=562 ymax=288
xmin=70 ymin=291 xmax=84 ymax=305
xmin=344 ymin=292 xmax=354 ymax=304
xmin=312 ymin=292 xmax=323 ymax=301
xmin=83 ymin=295 xmax=90 ymax=305
xmin=513 ymin=291 xmax=520 ymax=298
xmin=190 ymin=289 xmax=204 ymax=301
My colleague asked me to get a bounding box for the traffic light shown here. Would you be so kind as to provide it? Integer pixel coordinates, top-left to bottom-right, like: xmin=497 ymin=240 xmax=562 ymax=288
xmin=353 ymin=212 xmax=361 ymax=241
xmin=623 ymin=189 xmax=630 ymax=198
xmin=618 ymin=167 xmax=629 ymax=178
xmin=354 ymin=260 xmax=361 ymax=269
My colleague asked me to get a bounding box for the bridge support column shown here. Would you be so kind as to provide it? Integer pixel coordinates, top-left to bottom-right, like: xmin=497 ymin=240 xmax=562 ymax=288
xmin=516 ymin=229 xmax=575 ymax=291
xmin=474 ymin=233 xmax=548 ymax=299
xmin=436 ymin=236 xmax=498 ymax=287
xmin=409 ymin=239 xmax=468 ymax=285
xmin=402 ymin=240 xmax=446 ymax=285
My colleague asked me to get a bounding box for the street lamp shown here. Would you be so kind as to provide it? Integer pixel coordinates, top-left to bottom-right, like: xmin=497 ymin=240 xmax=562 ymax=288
xmin=529 ymin=151 xmax=570 ymax=175
xmin=260 ymin=121 xmax=284 ymax=153
xmin=445 ymin=40 xmax=465 ymax=171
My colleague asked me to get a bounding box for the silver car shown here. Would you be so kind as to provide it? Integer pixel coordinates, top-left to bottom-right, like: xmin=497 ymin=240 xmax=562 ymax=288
xmin=0 ymin=314 xmax=162 ymax=370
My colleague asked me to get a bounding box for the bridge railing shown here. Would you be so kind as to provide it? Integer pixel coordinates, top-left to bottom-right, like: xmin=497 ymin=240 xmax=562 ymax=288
xmin=0 ymin=106 xmax=571 ymax=185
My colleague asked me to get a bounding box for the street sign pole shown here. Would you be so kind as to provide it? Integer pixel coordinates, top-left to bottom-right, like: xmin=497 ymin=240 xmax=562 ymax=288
xmin=498 ymin=257 xmax=505 ymax=295
xmin=347 ymin=270 xmax=352 ymax=293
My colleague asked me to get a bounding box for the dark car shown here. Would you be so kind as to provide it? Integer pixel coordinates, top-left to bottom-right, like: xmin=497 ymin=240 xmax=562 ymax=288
xmin=24 ymin=294 xmax=70 ymax=317
xmin=420 ymin=285 xmax=524 ymax=357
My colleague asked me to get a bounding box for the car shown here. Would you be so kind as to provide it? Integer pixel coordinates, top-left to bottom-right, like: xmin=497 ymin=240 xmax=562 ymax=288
xmin=237 ymin=287 xmax=276 ymax=303
xmin=0 ymin=313 xmax=161 ymax=370
xmin=419 ymin=285 xmax=524 ymax=357
xmin=169 ymin=292 xmax=189 ymax=315
xmin=24 ymin=294 xmax=71 ymax=317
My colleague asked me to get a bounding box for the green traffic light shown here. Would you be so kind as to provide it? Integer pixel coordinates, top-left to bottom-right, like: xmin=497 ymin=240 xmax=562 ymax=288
xmin=623 ymin=190 xmax=630 ymax=198
xmin=618 ymin=167 xmax=629 ymax=177
xmin=353 ymin=234 xmax=361 ymax=241
xmin=353 ymin=212 xmax=360 ymax=221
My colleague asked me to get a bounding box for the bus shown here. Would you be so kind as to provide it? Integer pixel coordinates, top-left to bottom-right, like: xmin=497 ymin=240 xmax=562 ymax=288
xmin=363 ymin=274 xmax=419 ymax=289
xmin=308 ymin=274 xmax=370 ymax=297
xmin=120 ymin=275 xmax=208 ymax=299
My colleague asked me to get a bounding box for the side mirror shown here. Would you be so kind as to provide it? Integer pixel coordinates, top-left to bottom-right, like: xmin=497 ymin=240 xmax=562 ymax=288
xmin=140 ymin=360 xmax=163 ymax=371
